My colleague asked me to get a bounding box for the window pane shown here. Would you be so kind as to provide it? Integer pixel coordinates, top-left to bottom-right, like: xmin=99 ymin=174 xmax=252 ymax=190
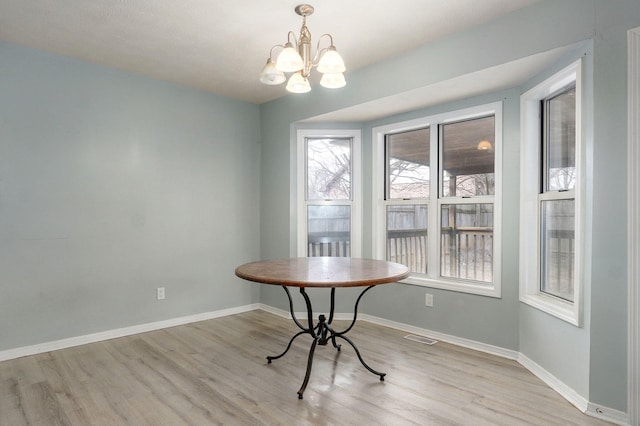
xmin=540 ymin=199 xmax=575 ymax=301
xmin=441 ymin=116 xmax=495 ymax=197
xmin=386 ymin=205 xmax=427 ymax=274
xmin=307 ymin=205 xmax=350 ymax=257
xmin=306 ymin=138 xmax=351 ymax=200
xmin=544 ymin=86 xmax=576 ymax=191
xmin=386 ymin=128 xmax=430 ymax=199
xmin=440 ymin=204 xmax=493 ymax=282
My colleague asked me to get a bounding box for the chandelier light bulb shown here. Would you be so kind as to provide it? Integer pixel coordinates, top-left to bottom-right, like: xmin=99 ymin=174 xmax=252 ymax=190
xmin=260 ymin=58 xmax=286 ymax=85
xmin=286 ymin=72 xmax=311 ymax=93
xmin=276 ymin=43 xmax=304 ymax=73
xmin=320 ymin=72 xmax=346 ymax=89
xmin=317 ymin=47 xmax=345 ymax=74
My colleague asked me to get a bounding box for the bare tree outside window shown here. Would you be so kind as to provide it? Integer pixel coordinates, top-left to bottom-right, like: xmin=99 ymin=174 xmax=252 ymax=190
xmin=386 ymin=128 xmax=430 ymax=199
xmin=307 ymin=138 xmax=351 ymax=200
xmin=305 ymin=137 xmax=353 ymax=257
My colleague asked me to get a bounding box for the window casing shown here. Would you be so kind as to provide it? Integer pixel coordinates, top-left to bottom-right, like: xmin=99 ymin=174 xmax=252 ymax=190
xmin=520 ymin=59 xmax=584 ymax=326
xmin=373 ymin=103 xmax=502 ymax=297
xmin=297 ymin=129 xmax=362 ymax=257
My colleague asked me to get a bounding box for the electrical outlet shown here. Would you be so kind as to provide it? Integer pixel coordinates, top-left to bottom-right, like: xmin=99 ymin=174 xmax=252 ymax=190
xmin=157 ymin=287 xmax=165 ymax=300
xmin=425 ymin=293 xmax=434 ymax=307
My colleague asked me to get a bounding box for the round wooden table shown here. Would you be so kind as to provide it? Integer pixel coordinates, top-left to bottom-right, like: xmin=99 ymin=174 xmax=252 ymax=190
xmin=235 ymin=257 xmax=410 ymax=399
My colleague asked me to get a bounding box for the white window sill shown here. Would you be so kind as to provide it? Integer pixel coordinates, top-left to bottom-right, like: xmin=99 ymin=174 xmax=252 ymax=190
xmin=520 ymin=292 xmax=580 ymax=326
xmin=401 ymin=274 xmax=501 ymax=298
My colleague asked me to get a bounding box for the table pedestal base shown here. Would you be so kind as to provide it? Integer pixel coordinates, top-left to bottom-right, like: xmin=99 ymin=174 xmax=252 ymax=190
xmin=267 ymin=285 xmax=385 ymax=399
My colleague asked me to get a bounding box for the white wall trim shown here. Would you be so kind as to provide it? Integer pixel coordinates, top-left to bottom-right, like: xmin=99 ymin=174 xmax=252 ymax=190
xmin=260 ymin=304 xmax=519 ymax=359
xmin=519 ymin=354 xmax=630 ymax=425
xmin=359 ymin=313 xmax=518 ymax=360
xmin=586 ymin=404 xmax=632 ymax=426
xmin=257 ymin=302 xmax=292 ymax=318
xmin=257 ymin=303 xmax=360 ymax=322
xmin=0 ymin=304 xmax=260 ymax=362
xmin=628 ymin=26 xmax=640 ymax=426
xmin=518 ymin=353 xmax=589 ymax=411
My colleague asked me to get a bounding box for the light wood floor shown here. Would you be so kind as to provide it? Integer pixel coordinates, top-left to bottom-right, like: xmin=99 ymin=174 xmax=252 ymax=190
xmin=0 ymin=310 xmax=611 ymax=425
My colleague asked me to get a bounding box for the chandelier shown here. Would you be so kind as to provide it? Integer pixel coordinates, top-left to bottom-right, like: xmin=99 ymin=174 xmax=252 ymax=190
xmin=259 ymin=4 xmax=346 ymax=93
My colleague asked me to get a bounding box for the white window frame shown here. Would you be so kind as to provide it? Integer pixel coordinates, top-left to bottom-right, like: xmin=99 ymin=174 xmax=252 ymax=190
xmin=519 ymin=59 xmax=584 ymax=326
xmin=372 ymin=103 xmax=503 ymax=297
xmin=628 ymin=26 xmax=640 ymax=426
xmin=296 ymin=129 xmax=362 ymax=257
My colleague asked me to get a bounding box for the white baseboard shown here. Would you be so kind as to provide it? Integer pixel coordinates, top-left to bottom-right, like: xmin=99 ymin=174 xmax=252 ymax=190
xmin=359 ymin=313 xmax=520 ymax=360
xmin=0 ymin=303 xmax=629 ymax=425
xmin=261 ymin=307 xmax=518 ymax=360
xmin=518 ymin=353 xmax=590 ymax=412
xmin=586 ymin=403 xmax=631 ymax=426
xmin=256 ymin=303 xmax=292 ymax=319
xmin=0 ymin=304 xmax=260 ymax=362
xmin=256 ymin=303 xmax=358 ymax=322
xmin=518 ymin=354 xmax=631 ymax=425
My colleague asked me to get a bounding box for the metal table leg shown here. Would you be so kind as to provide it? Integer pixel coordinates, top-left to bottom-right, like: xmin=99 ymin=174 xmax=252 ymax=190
xmin=266 ymin=285 xmax=385 ymax=399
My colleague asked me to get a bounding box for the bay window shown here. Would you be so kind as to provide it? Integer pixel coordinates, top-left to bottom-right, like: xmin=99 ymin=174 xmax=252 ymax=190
xmin=373 ymin=103 xmax=502 ymax=297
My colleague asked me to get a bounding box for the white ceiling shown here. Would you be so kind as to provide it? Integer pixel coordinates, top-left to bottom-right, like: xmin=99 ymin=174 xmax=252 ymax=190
xmin=0 ymin=0 xmax=543 ymax=105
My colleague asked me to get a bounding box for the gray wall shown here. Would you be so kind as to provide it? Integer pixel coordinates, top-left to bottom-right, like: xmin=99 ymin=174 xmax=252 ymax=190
xmin=0 ymin=42 xmax=262 ymax=350
xmin=589 ymin=0 xmax=636 ymax=410
xmin=259 ymin=0 xmax=638 ymax=413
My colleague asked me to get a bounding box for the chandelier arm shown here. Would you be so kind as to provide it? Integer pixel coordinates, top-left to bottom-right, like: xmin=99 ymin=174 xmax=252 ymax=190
xmin=287 ymin=31 xmax=299 ymax=50
xmin=269 ymin=44 xmax=285 ymax=59
xmin=311 ymin=34 xmax=335 ymax=66
xmin=318 ymin=33 xmax=335 ymax=46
